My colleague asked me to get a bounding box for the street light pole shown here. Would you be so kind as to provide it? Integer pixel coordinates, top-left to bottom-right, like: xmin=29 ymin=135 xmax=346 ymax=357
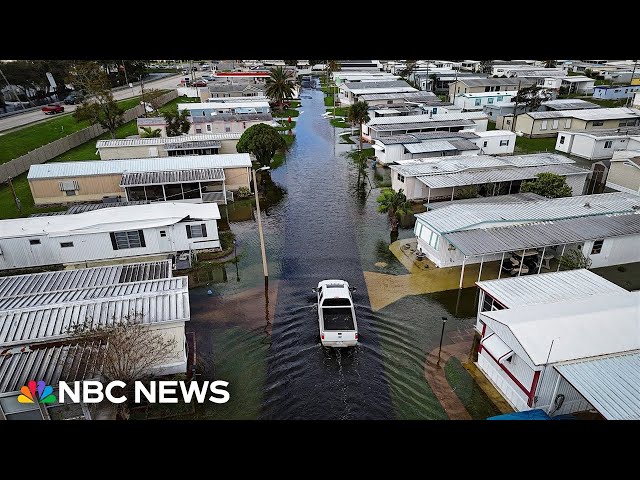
xmin=253 ymin=167 xmax=270 ymax=289
xmin=437 ymin=316 xmax=447 ymax=367
xmin=233 ymin=239 xmax=239 ymax=281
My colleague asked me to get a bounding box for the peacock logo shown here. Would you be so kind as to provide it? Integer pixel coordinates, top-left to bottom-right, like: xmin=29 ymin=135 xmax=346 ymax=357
xmin=18 ymin=380 xmax=57 ymax=404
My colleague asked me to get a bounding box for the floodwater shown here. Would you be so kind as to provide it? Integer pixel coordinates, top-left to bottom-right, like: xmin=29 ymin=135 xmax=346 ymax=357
xmin=186 ymin=83 xmax=496 ymax=420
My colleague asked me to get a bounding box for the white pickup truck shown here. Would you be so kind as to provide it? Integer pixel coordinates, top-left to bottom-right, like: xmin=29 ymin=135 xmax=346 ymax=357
xmin=313 ymin=280 xmax=359 ymax=348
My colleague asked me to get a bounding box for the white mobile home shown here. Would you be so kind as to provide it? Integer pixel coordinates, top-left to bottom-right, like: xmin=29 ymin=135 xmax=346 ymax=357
xmin=413 ymin=192 xmax=640 ymax=274
xmin=452 ymin=91 xmax=517 ymax=112
xmin=475 ymin=271 xmax=640 ymax=419
xmin=473 ymin=130 xmax=516 ymax=155
xmin=338 ymin=80 xmax=417 ymax=105
xmin=390 ymin=153 xmax=586 ymax=202
xmin=555 ymin=128 xmax=640 ymax=160
xmin=373 ymin=131 xmax=481 ymax=165
xmin=0 ymin=203 xmax=222 ymax=271
xmin=363 ymin=112 xmax=489 ymax=141
xmin=606 ymin=150 xmax=640 ymax=195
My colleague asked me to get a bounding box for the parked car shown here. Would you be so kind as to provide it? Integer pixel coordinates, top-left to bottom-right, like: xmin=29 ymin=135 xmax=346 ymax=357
xmin=312 ymin=280 xmax=358 ymax=347
xmin=63 ymin=92 xmax=84 ymax=105
xmin=192 ymin=80 xmax=208 ymax=87
xmin=41 ymin=103 xmax=65 ymax=114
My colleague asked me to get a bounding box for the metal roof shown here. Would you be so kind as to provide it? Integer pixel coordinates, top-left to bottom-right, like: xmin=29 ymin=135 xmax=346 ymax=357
xmin=447 ymin=138 xmax=481 ymax=151
xmin=0 ymin=261 xmax=172 ymax=300
xmin=344 ymin=80 xmax=414 ymax=90
xmin=555 ymin=352 xmax=640 ymax=420
xmin=455 ymin=78 xmax=531 ymax=87
xmin=376 ymin=131 xmax=479 ymax=145
xmin=475 ymin=269 xmax=626 ymax=308
xmin=428 ymin=192 xmax=545 ymax=210
xmin=164 ymin=140 xmax=221 ymax=150
xmin=458 ymin=91 xmax=517 ymax=98
xmin=0 ymin=340 xmax=107 ymax=393
xmin=120 ymin=167 xmax=225 ymax=187
xmin=415 ymin=191 xmax=640 ymax=233
xmin=482 ymin=291 xmax=640 ymax=365
xmin=391 ymin=153 xmax=575 ymax=177
xmin=96 ymin=133 xmax=241 ymax=149
xmin=208 ymin=83 xmax=264 ymax=92
xmin=559 ymin=127 xmax=640 ymax=139
xmin=416 ymin=163 xmax=586 ymax=189
xmin=209 ymin=95 xmax=269 ymax=103
xmin=527 ymin=107 xmax=640 ymax=121
xmin=28 ymin=154 xmax=251 ymax=180
xmin=0 ymin=202 xmax=221 ymax=238
xmin=190 ymin=113 xmax=273 ymax=123
xmin=372 ymin=119 xmax=476 ymax=132
xmin=445 ymin=212 xmax=640 ymax=256
xmin=540 ymin=99 xmax=600 ymax=111
xmin=404 ymin=140 xmax=457 ymax=154
xmin=0 ymin=278 xmax=190 ymax=346
xmin=359 ymin=91 xmax=437 ymax=101
xmin=367 ymin=111 xmax=488 ymax=126
xmin=137 ymin=117 xmax=167 ymax=126
xmin=178 ymin=101 xmax=270 ymax=110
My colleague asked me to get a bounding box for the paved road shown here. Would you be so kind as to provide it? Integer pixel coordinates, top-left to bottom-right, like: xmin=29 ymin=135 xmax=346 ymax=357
xmin=0 ymin=73 xmax=188 ymax=134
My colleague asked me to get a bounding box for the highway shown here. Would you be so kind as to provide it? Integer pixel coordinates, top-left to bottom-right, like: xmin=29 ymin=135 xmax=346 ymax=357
xmin=0 ymin=73 xmax=186 ymax=134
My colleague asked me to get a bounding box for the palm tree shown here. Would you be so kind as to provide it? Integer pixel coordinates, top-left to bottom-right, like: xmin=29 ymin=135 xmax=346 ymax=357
xmin=347 ymin=100 xmax=370 ymax=151
xmin=265 ymin=66 xmax=295 ymax=113
xmin=140 ymin=126 xmax=161 ymax=138
xmin=544 ymin=59 xmax=557 ymax=68
xmin=376 ymin=188 xmax=412 ymax=232
xmin=326 ymin=60 xmax=341 ymax=86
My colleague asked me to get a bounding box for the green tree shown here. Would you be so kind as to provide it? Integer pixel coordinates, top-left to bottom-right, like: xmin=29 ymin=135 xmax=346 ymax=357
xmin=511 ymin=85 xmax=553 ymax=112
xmin=347 ymin=100 xmax=370 ymax=151
xmin=140 ymin=126 xmax=161 ymax=138
xmin=399 ymin=60 xmax=417 ymax=79
xmin=284 ymin=59 xmax=298 ymax=66
xmin=163 ymin=109 xmax=191 ymax=137
xmin=544 ymin=59 xmax=557 ymax=68
xmin=479 ymin=60 xmax=493 ymax=74
xmin=326 ymin=60 xmax=341 ymax=86
xmin=520 ymin=172 xmax=573 ymax=198
xmin=377 ymin=188 xmax=412 ymax=232
xmin=265 ymin=66 xmax=295 ymax=112
xmin=68 ymin=61 xmax=124 ymax=139
xmin=236 ymin=123 xmax=286 ymax=167
xmin=560 ymin=248 xmax=592 ymax=271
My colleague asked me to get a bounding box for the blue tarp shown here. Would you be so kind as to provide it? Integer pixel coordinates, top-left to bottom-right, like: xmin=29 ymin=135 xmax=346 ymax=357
xmin=487 ymin=409 xmax=551 ymax=420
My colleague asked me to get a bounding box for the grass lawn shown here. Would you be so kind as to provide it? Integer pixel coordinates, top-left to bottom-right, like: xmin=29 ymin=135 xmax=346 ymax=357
xmin=327 ymin=106 xmax=349 ymax=117
xmin=288 ymin=100 xmax=300 ymax=108
xmin=275 ymin=120 xmax=296 ymax=131
xmin=272 ymin=108 xmax=300 ymax=118
xmin=324 ymin=96 xmax=335 ymax=107
xmin=322 ymin=85 xmax=339 ymax=95
xmin=330 ymin=118 xmax=351 ymax=128
xmin=588 ymin=98 xmax=628 ymax=108
xmin=340 ymin=133 xmax=355 ymax=144
xmin=514 ymin=135 xmax=557 ymax=154
xmin=0 ymin=94 xmax=168 ymax=164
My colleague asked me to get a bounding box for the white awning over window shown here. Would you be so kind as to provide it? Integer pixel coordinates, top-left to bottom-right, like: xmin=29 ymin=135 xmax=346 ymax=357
xmin=481 ymin=333 xmax=514 ymax=364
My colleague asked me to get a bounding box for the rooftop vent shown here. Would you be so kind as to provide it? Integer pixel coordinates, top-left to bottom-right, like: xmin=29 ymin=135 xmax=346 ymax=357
xmin=584 ymin=202 xmax=591 ymax=208
xmin=632 ymin=205 xmax=640 ymax=210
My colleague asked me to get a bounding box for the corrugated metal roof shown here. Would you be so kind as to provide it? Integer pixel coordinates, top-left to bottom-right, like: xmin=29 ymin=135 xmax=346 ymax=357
xmin=555 ymin=352 xmax=640 ymax=420
xmin=359 ymin=91 xmax=437 ymax=101
xmin=541 ymin=99 xmax=600 ymax=111
xmin=376 ymin=131 xmax=479 ymax=145
xmin=560 ymin=127 xmax=640 ymax=139
xmin=527 ymin=107 xmax=640 ymax=121
xmin=391 ymin=153 xmax=575 ymax=177
xmin=428 ymin=192 xmax=544 ymax=210
xmin=482 ymin=291 xmax=640 ymax=365
xmin=96 ymin=133 xmax=241 ymax=149
xmin=0 ymin=340 xmax=107 ymax=393
xmin=0 ymin=261 xmax=172 ymax=300
xmin=190 ymin=113 xmax=273 ymax=123
xmin=445 ymin=212 xmax=640 ymax=256
xmin=0 ymin=277 xmax=186 ymax=311
xmin=456 ymin=78 xmax=533 ymax=87
xmin=120 ymin=167 xmax=225 ymax=187
xmin=372 ymin=119 xmax=476 ymax=132
xmin=179 ymin=101 xmax=270 ymax=110
xmin=416 ymin=163 xmax=586 ymax=189
xmin=415 ymin=192 xmax=640 ymax=233
xmin=0 ymin=202 xmax=221 ymax=238
xmin=28 ymin=154 xmax=251 ymax=180
xmin=367 ymin=111 xmax=487 ymax=126
xmin=344 ymin=80 xmax=414 ymax=90
xmin=405 ymin=140 xmax=457 ymax=154
xmin=0 ymin=279 xmax=190 ymax=346
xmin=446 ymin=138 xmax=481 ymax=151
xmin=476 ymin=269 xmax=626 ymax=308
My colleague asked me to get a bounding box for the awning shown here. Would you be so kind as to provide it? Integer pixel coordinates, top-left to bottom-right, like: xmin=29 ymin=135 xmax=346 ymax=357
xmin=120 ymin=168 xmax=225 ymax=187
xmin=164 ymin=140 xmax=221 ymax=151
xmin=555 ymin=352 xmax=640 ymax=420
xmin=371 ymin=144 xmax=384 ymax=151
xmin=481 ymin=333 xmax=513 ymax=364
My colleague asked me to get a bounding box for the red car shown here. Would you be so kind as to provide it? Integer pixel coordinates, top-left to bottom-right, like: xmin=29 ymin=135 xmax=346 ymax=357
xmin=192 ymin=80 xmax=208 ymax=87
xmin=42 ymin=103 xmax=65 ymax=115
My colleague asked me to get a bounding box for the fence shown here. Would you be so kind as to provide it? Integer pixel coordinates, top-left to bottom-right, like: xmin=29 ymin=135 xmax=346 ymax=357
xmin=0 ymin=90 xmax=178 ymax=183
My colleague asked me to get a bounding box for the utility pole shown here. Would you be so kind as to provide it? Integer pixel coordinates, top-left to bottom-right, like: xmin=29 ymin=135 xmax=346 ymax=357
xmin=0 ymin=68 xmax=26 ymax=111
xmin=252 ymin=167 xmax=270 ymax=290
xmin=627 ymin=60 xmax=637 ymax=107
xmin=7 ymin=177 xmax=21 ymax=212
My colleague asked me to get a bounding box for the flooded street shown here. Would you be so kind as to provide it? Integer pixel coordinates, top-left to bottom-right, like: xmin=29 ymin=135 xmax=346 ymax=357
xmin=186 ymin=83 xmax=499 ymax=420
